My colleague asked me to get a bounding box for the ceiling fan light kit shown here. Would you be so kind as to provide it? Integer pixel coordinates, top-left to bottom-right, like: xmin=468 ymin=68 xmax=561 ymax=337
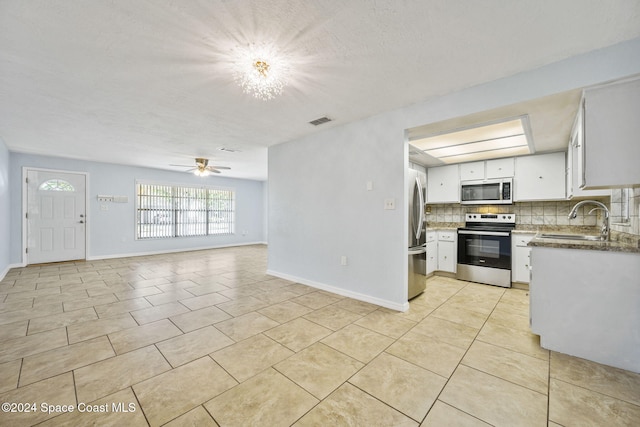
xmin=170 ymin=158 xmax=231 ymax=176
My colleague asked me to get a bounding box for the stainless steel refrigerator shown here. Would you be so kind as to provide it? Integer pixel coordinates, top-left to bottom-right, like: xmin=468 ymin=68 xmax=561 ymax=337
xmin=408 ymin=169 xmax=427 ymax=299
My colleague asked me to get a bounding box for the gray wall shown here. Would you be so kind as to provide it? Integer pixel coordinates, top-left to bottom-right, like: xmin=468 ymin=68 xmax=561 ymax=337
xmin=9 ymin=153 xmax=266 ymax=264
xmin=0 ymin=138 xmax=9 ymax=278
xmin=268 ymin=37 xmax=640 ymax=310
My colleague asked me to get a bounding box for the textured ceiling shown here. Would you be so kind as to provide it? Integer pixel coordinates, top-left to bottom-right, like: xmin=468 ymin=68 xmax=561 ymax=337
xmin=1 ymin=0 xmax=639 ymax=180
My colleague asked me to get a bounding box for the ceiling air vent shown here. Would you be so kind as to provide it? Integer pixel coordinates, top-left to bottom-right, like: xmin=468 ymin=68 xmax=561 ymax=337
xmin=309 ymin=116 xmax=332 ymax=126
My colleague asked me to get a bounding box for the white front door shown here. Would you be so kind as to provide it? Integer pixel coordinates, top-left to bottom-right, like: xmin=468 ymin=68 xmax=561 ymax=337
xmin=26 ymin=169 xmax=87 ymax=264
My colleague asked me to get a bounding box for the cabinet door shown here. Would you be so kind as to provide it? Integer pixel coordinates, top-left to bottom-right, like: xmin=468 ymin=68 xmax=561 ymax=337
xmin=567 ymin=114 xmax=609 ymax=198
xmin=427 ymin=165 xmax=460 ymax=203
xmin=514 ymin=152 xmax=566 ymax=201
xmin=437 ymin=241 xmax=456 ymax=273
xmin=513 ymin=246 xmax=532 ymax=283
xmin=426 ymin=240 xmax=437 ymax=275
xmin=486 ymin=158 xmax=514 ymax=179
xmin=460 ymin=162 xmax=484 ymax=181
xmin=583 ymin=77 xmax=640 ymax=188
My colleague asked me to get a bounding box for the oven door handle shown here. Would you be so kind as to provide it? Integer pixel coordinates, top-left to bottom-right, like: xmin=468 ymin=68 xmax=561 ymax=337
xmin=458 ymin=230 xmax=511 ymax=237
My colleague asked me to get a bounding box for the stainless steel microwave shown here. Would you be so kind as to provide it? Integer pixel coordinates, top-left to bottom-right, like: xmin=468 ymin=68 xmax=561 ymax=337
xmin=460 ymin=178 xmax=513 ymax=204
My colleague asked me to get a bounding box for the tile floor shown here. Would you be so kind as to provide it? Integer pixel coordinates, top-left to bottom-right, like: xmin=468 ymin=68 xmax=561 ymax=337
xmin=0 ymin=244 xmax=639 ymax=426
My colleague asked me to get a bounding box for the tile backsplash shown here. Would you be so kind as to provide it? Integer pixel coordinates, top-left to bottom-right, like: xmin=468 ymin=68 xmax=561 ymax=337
xmin=610 ymin=188 xmax=640 ymax=236
xmin=426 ymin=200 xmax=607 ymax=227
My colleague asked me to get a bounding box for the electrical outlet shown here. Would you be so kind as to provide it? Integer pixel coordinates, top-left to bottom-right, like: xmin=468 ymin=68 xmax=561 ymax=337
xmin=384 ymin=198 xmax=395 ymax=210
xmin=366 ymin=181 xmax=373 ymax=191
xmin=341 ymin=255 xmax=347 ymax=266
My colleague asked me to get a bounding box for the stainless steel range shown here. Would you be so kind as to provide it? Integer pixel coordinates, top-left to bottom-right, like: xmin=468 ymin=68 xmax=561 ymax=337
xmin=457 ymin=213 xmax=516 ymax=288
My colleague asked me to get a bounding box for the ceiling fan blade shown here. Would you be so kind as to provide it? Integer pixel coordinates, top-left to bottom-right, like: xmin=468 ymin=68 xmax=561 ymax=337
xmin=207 ymin=166 xmax=231 ymax=170
xmin=208 ymin=169 xmax=222 ymax=174
xmin=169 ymin=164 xmax=195 ymax=167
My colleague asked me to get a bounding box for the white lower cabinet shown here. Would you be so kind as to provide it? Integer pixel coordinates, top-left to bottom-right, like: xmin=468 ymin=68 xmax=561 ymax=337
xmin=437 ymin=231 xmax=457 ymax=273
xmin=437 ymin=241 xmax=456 ymax=273
xmin=426 ymin=232 xmax=437 ymax=275
xmin=425 ymin=230 xmax=457 ymax=274
xmin=511 ymin=233 xmax=535 ymax=283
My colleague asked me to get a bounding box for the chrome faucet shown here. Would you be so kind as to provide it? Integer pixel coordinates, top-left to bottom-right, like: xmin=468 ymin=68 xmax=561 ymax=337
xmin=568 ymin=200 xmax=610 ymax=241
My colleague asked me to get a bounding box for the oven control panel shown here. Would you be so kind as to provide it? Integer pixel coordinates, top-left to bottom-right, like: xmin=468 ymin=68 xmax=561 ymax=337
xmin=465 ymin=213 xmax=515 ymax=224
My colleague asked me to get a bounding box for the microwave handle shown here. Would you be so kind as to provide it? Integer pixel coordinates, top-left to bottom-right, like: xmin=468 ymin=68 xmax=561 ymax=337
xmin=499 ymin=181 xmax=503 ymax=200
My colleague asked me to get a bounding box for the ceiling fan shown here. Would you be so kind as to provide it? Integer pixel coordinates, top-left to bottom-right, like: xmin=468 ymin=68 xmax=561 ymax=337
xmin=171 ymin=157 xmax=231 ymax=176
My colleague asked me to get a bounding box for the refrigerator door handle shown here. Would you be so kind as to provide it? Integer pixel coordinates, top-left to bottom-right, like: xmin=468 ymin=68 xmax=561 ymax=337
xmin=414 ymin=176 xmax=425 ymax=242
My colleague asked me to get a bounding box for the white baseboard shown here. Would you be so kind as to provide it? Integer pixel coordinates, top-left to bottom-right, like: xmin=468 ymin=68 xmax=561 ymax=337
xmin=266 ymin=269 xmax=409 ymax=312
xmin=0 ymin=263 xmax=27 ymax=281
xmin=86 ymin=241 xmax=267 ymax=261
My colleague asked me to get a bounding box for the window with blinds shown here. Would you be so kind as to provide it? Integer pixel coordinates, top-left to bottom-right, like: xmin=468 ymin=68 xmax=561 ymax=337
xmin=136 ymin=183 xmax=235 ymax=239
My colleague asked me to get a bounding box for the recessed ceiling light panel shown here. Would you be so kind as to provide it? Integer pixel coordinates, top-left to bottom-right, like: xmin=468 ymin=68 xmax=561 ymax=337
xmin=410 ymin=115 xmax=534 ymax=164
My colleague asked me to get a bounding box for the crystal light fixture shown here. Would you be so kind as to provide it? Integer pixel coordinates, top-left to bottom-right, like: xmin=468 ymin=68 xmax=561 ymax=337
xmin=233 ymin=43 xmax=290 ymax=101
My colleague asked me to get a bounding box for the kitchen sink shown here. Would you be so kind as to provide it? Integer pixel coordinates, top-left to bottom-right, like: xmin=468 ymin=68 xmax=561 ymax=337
xmin=539 ymin=233 xmax=603 ymax=241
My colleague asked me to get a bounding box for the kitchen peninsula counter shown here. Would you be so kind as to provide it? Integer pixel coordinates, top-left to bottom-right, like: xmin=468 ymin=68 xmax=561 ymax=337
xmin=529 ymin=232 xmax=640 ymax=254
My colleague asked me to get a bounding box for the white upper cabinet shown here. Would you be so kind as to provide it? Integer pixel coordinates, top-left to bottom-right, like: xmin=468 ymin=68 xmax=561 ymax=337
xmin=514 ymin=152 xmax=566 ymax=201
xmin=486 ymin=158 xmax=514 ymax=179
xmin=580 ymin=76 xmax=640 ymax=189
xmin=427 ymin=164 xmax=460 ymax=203
xmin=567 ymin=111 xmax=610 ymax=199
xmin=459 ymin=161 xmax=484 ymax=181
xmin=459 ymin=158 xmax=514 ymax=181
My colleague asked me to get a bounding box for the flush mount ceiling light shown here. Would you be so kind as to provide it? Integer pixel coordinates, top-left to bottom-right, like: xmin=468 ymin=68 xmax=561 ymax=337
xmin=411 ymin=115 xmax=534 ymax=164
xmin=232 ymin=43 xmax=291 ymax=101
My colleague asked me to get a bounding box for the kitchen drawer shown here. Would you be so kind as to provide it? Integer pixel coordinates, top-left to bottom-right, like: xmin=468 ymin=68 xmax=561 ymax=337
xmin=426 ymin=231 xmax=437 ymax=243
xmin=437 ymin=231 xmax=456 ymax=242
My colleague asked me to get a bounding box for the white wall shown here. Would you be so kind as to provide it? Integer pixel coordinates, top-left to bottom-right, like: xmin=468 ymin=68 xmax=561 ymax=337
xmin=268 ymin=37 xmax=640 ymax=310
xmin=0 ymin=138 xmax=10 ymax=279
xmin=9 ymin=153 xmax=266 ymax=264
xmin=269 ymin=113 xmax=408 ymax=310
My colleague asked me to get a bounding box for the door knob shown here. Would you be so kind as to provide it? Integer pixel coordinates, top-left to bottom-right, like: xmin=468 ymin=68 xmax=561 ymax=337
xmin=79 ymin=220 xmax=84 ymax=224
xmin=80 ymin=214 xmax=85 ymax=217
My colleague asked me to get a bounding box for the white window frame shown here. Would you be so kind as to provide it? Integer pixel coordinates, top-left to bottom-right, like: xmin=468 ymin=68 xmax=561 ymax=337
xmin=135 ymin=180 xmax=235 ymax=240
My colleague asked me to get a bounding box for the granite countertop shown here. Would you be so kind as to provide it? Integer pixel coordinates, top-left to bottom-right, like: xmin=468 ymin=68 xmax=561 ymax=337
xmin=511 ymin=225 xmax=600 ymax=235
xmin=425 ymin=222 xmax=463 ymax=231
xmin=529 ymin=233 xmax=640 ymax=254
xmin=426 ymin=222 xmax=640 ymax=253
